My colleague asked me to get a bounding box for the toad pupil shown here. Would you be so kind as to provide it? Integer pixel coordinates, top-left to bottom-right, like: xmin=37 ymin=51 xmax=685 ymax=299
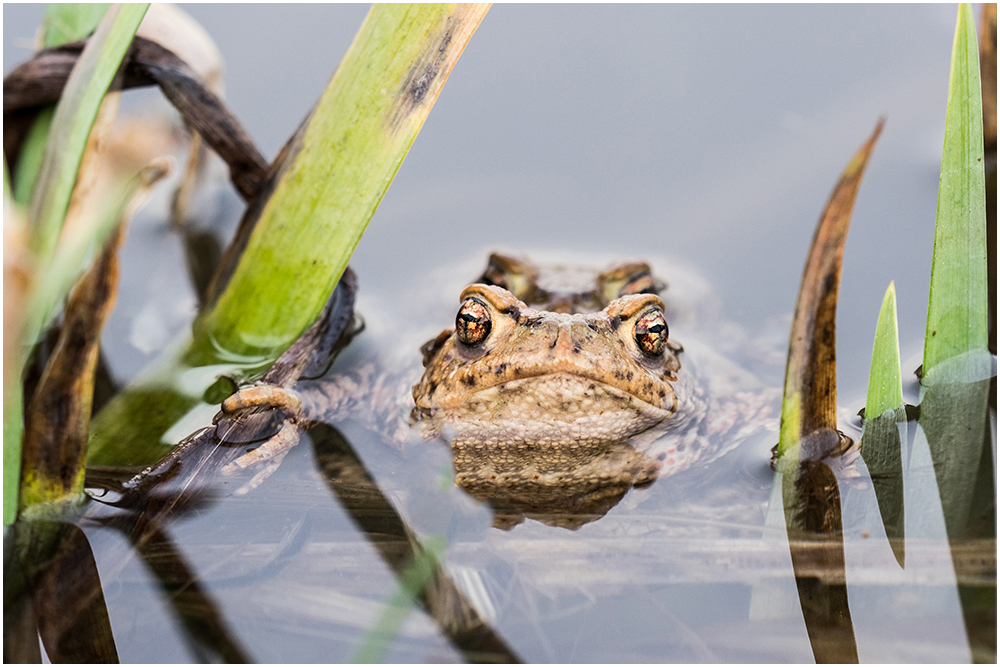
xmin=456 ymin=298 xmax=492 ymax=345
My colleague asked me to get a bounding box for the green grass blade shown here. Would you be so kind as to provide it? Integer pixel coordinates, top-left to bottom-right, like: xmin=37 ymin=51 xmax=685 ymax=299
xmin=918 ymin=6 xmax=993 ymax=659
xmin=4 ymin=383 xmax=24 ymax=526
xmin=983 ymin=4 xmax=996 ymax=357
xmin=919 ymin=2 xmax=991 ymax=540
xmin=351 ymin=538 xmax=446 ymax=664
xmin=42 ymin=3 xmax=112 ymax=48
xmin=865 ymin=282 xmax=904 ymax=418
xmin=14 ymin=4 xmax=110 ymax=208
xmin=5 ymin=2 xmax=111 ymax=526
xmin=27 ymin=3 xmax=149 ymax=264
xmin=12 ymin=108 xmax=55 ymax=208
xmin=923 ymin=2 xmax=989 ymax=383
xmin=4 ymin=165 xmax=24 ymax=526
xmin=860 ymin=281 xmax=906 ymax=567
xmin=5 ymin=4 xmax=148 ymax=522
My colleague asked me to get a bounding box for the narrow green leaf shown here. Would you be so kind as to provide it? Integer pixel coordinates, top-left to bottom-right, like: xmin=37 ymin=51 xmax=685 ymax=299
xmin=3 ymin=386 xmax=24 ymax=526
xmin=865 ymin=281 xmax=903 ymax=418
xmin=923 ymin=2 xmax=989 ymax=384
xmin=4 ymin=165 xmax=23 ymax=525
xmin=919 ymin=7 xmax=993 ymax=659
xmin=860 ymin=282 xmax=907 ymax=567
xmin=42 ymin=3 xmax=112 ymax=48
xmin=14 ymin=5 xmax=110 ymax=208
xmin=919 ymin=2 xmax=992 ymax=539
xmin=5 ymin=3 xmax=113 ymax=526
xmin=28 ymin=3 xmax=149 ymax=264
xmin=12 ymin=108 xmax=54 ymax=208
xmin=352 ymin=538 xmax=446 ymax=664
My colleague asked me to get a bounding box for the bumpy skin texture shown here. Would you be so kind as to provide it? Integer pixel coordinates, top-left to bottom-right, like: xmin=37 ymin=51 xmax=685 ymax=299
xmin=412 ymin=284 xmax=682 ymax=447
xmin=409 ymin=278 xmax=699 ymax=528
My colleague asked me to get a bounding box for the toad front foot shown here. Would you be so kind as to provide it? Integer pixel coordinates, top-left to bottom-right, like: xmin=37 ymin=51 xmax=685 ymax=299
xmin=216 ymin=385 xmax=307 ymax=494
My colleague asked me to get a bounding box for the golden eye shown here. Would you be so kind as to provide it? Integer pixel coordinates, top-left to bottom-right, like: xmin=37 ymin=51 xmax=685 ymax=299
xmin=634 ymin=309 xmax=667 ymax=356
xmin=456 ymin=298 xmax=492 ymax=345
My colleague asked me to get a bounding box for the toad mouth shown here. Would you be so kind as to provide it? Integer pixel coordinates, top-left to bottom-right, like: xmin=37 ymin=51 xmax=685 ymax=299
xmin=468 ymin=370 xmax=675 ymax=414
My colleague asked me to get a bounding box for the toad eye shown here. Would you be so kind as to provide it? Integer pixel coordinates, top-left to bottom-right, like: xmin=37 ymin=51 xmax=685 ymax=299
xmin=634 ymin=309 xmax=668 ymax=356
xmin=456 ymin=298 xmax=492 ymax=346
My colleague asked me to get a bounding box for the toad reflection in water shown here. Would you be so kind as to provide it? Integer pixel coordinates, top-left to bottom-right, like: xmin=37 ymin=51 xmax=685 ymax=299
xmin=220 ymin=254 xmax=777 ymax=528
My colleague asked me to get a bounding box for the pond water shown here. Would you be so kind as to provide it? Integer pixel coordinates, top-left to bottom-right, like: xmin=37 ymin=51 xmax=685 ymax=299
xmin=3 ymin=4 xmax=994 ymax=663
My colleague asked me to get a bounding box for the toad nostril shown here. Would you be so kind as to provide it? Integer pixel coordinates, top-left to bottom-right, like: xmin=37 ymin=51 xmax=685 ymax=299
xmin=547 ymin=325 xmax=573 ymax=350
xmin=550 ymin=327 xmax=563 ymax=349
